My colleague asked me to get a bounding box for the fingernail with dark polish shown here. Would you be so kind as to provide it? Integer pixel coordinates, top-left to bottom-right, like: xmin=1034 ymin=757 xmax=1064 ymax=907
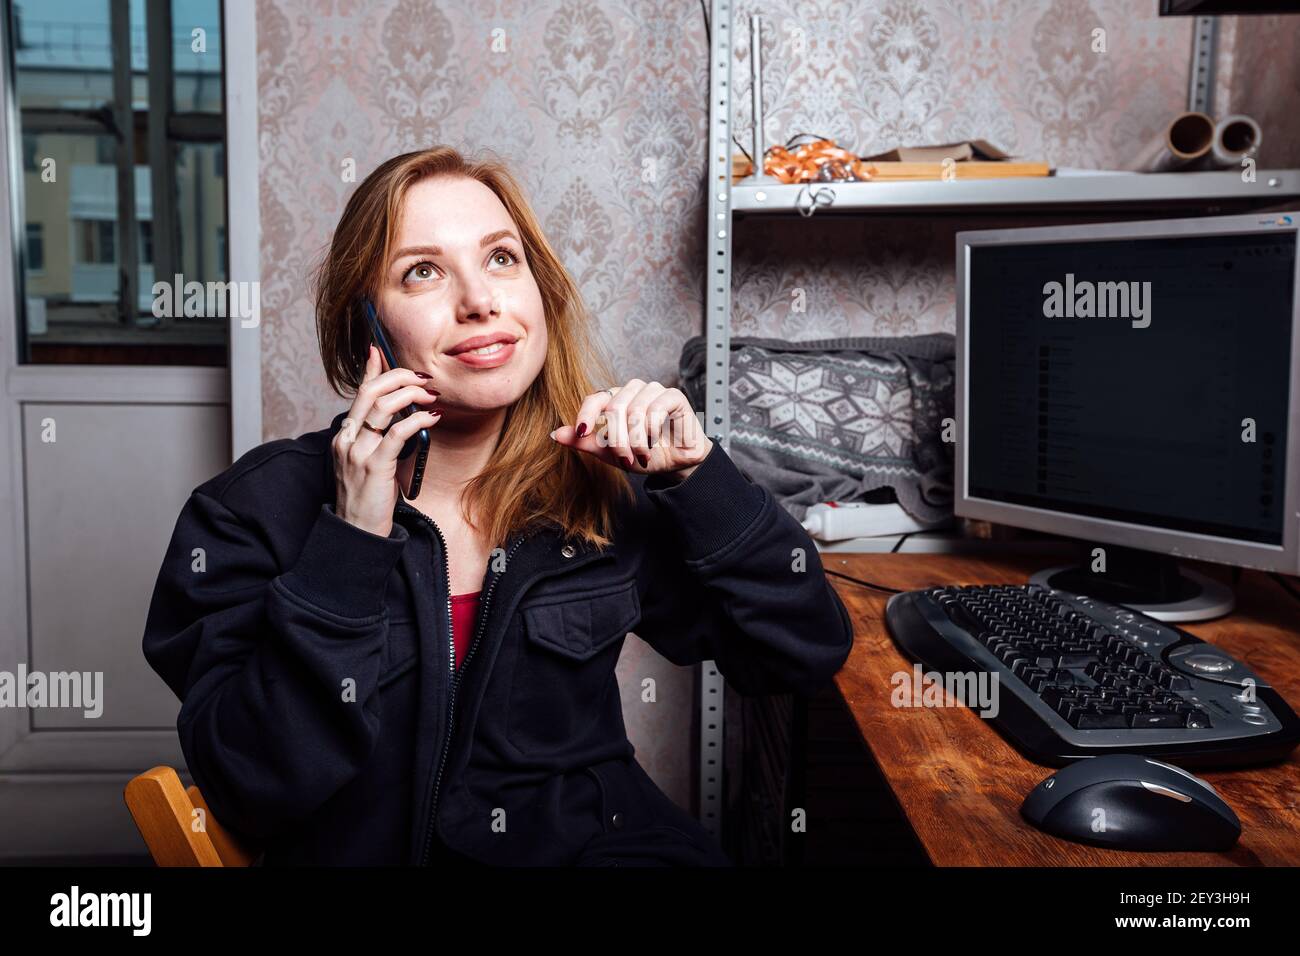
xmin=636 ymin=453 xmax=649 ymax=467
xmin=576 ymin=422 xmax=587 ymax=438
xmin=414 ymin=371 xmax=431 ymax=379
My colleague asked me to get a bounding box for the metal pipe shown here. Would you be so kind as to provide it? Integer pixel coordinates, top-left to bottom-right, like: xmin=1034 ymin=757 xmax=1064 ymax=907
xmin=749 ymin=14 xmax=778 ymax=183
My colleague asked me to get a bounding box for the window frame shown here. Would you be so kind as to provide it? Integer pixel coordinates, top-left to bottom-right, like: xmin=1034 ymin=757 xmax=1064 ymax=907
xmin=23 ymin=218 xmax=39 ymax=272
xmin=4 ymin=0 xmax=228 ymax=356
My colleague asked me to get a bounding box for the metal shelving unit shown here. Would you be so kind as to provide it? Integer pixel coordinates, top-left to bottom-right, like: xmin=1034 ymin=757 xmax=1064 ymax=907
xmin=731 ymin=170 xmax=1300 ymax=217
xmin=698 ymin=1 xmax=1300 ymax=843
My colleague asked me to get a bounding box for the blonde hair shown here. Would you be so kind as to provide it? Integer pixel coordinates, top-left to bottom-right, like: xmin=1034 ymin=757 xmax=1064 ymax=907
xmin=311 ymin=146 xmax=632 ymax=549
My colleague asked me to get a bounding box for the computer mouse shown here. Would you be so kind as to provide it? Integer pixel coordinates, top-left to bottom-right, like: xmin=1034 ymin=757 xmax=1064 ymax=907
xmin=1021 ymin=754 xmax=1241 ymax=851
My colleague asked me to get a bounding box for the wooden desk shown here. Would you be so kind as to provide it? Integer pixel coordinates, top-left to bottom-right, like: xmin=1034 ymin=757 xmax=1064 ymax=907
xmin=825 ymin=552 xmax=1300 ymax=866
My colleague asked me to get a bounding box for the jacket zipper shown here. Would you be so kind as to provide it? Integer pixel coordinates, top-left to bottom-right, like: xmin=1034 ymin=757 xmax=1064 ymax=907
xmin=398 ymin=501 xmax=541 ymax=866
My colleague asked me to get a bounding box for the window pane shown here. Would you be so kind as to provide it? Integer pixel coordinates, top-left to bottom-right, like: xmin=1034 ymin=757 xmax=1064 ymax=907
xmin=26 ymin=223 xmax=45 ymax=272
xmin=172 ymin=0 xmax=223 ymax=113
xmin=130 ymin=0 xmax=149 ymax=111
xmin=12 ymin=0 xmax=115 ymax=112
xmin=175 ymin=141 xmax=227 ymax=286
xmin=10 ymin=0 xmax=227 ymax=366
xmin=21 ymin=131 xmax=121 ymax=328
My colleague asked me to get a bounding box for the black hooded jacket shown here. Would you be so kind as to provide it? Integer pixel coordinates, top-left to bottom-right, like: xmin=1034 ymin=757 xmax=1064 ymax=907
xmin=141 ymin=410 xmax=855 ymax=865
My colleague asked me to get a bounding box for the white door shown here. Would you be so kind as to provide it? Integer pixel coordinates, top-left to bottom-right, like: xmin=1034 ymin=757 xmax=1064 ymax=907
xmin=0 ymin=0 xmax=257 ymax=862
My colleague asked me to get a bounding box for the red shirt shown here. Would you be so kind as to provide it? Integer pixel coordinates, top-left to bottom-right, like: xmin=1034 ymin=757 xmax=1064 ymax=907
xmin=450 ymin=590 xmax=482 ymax=670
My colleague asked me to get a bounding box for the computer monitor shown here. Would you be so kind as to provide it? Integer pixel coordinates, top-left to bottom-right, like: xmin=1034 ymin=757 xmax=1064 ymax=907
xmin=1160 ymin=1 xmax=1300 ymax=14
xmin=956 ymin=212 xmax=1300 ymax=621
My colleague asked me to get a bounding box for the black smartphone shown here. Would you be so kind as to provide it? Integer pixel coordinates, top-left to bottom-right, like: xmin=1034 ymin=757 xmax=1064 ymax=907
xmin=361 ymin=297 xmax=430 ymax=500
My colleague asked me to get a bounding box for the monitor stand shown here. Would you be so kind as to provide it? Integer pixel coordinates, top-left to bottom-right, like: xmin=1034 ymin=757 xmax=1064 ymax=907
xmin=1028 ymin=545 xmax=1235 ymax=622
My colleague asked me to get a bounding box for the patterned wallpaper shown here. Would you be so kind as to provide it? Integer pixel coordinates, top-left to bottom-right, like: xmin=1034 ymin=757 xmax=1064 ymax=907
xmin=253 ymin=0 xmax=1300 ymax=811
xmin=1219 ymin=13 xmax=1300 ymax=169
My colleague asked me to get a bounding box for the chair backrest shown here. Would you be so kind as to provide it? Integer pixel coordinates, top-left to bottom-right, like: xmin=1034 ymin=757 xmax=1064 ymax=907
xmin=124 ymin=766 xmax=259 ymax=866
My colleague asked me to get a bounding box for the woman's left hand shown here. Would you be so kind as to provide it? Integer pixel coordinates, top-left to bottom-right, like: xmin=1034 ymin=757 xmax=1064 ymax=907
xmin=550 ymin=380 xmax=714 ymax=483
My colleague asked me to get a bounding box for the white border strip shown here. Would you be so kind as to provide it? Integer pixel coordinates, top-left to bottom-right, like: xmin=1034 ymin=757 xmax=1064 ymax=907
xmin=224 ymin=0 xmax=262 ymax=456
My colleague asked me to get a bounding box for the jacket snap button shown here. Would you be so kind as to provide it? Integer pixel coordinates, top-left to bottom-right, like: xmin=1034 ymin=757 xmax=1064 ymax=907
xmin=560 ymin=544 xmax=576 ymax=558
xmin=610 ymin=811 xmax=624 ymax=829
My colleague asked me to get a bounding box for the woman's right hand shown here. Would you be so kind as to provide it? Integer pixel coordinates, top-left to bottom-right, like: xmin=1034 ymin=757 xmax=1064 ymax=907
xmin=332 ymin=344 xmax=441 ymax=537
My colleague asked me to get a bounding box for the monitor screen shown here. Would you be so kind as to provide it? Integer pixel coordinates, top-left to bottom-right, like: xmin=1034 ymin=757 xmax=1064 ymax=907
xmin=966 ymin=230 xmax=1296 ymax=546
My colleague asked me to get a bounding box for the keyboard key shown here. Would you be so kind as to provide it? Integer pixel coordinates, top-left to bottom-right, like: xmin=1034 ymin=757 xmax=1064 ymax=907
xmin=1057 ymin=652 xmax=1099 ymax=668
xmin=1073 ymin=711 xmax=1130 ymax=729
xmin=1130 ymin=712 xmax=1184 ymax=728
xmin=942 ymin=601 xmax=983 ymax=633
xmin=1041 ymin=688 xmax=1072 ymax=709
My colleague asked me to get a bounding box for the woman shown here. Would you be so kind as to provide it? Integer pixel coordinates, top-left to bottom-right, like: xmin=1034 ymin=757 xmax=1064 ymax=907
xmin=142 ymin=146 xmax=855 ymax=866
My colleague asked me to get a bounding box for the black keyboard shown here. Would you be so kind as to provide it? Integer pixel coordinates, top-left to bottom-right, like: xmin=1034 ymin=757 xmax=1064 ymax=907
xmin=885 ymin=583 xmax=1300 ymax=768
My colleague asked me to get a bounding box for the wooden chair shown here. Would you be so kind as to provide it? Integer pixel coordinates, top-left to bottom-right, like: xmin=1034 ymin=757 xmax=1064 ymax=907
xmin=124 ymin=766 xmax=260 ymax=866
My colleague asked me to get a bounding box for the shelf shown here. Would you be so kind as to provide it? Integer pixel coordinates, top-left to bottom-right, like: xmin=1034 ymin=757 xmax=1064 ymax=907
xmin=729 ymin=169 xmax=1300 ymax=217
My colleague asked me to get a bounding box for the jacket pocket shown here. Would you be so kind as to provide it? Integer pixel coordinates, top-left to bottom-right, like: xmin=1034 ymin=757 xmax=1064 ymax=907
xmin=506 ymin=580 xmax=640 ymax=757
xmin=379 ymin=618 xmax=419 ymax=688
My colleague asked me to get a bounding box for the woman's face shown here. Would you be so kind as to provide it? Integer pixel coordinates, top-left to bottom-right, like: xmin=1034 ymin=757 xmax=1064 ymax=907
xmin=375 ymin=175 xmax=547 ymax=415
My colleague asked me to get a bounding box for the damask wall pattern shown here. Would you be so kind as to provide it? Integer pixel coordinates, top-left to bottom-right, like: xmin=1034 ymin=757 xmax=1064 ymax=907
xmin=253 ymin=0 xmax=1299 ymax=810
